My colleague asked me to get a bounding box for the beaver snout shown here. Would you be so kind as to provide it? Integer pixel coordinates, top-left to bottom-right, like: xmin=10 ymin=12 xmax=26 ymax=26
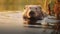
xmin=29 ymin=11 xmax=35 ymax=18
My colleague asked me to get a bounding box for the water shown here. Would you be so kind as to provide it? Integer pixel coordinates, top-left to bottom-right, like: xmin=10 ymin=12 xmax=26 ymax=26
xmin=0 ymin=11 xmax=59 ymax=34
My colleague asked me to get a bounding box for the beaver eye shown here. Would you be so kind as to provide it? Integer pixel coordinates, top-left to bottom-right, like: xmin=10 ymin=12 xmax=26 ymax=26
xmin=35 ymin=8 xmax=37 ymax=10
xmin=30 ymin=7 xmax=31 ymax=9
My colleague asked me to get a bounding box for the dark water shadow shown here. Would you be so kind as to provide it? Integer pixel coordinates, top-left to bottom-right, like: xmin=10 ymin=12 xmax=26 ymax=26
xmin=24 ymin=25 xmax=53 ymax=29
xmin=26 ymin=26 xmax=41 ymax=28
xmin=24 ymin=25 xmax=42 ymax=28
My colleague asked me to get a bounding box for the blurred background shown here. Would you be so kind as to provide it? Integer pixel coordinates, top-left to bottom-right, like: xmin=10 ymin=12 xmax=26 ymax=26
xmin=0 ymin=0 xmax=55 ymax=11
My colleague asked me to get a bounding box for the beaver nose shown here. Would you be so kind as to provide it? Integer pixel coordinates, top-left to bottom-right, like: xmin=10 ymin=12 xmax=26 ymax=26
xmin=29 ymin=11 xmax=35 ymax=17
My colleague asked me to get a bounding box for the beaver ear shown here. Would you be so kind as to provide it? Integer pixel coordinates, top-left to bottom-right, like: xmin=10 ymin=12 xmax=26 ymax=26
xmin=24 ymin=7 xmax=26 ymax=9
xmin=39 ymin=7 xmax=42 ymax=9
xmin=58 ymin=0 xmax=60 ymax=2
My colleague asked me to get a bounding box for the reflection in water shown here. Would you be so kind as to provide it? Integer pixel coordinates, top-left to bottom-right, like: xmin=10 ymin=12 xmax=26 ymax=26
xmin=24 ymin=19 xmax=60 ymax=34
xmin=51 ymin=21 xmax=60 ymax=34
xmin=51 ymin=30 xmax=60 ymax=34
